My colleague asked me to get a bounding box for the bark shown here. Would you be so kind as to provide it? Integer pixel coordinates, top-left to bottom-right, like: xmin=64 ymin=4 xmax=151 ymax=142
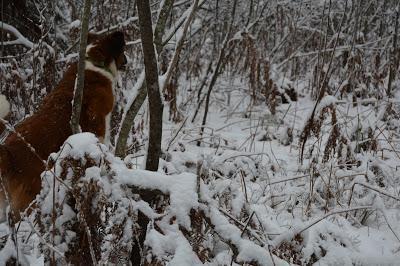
xmin=137 ymin=0 xmax=163 ymax=171
xmin=114 ymin=77 xmax=147 ymax=157
xmin=114 ymin=0 xmax=175 ymax=158
xmin=154 ymin=0 xmax=174 ymax=54
xmin=128 ymin=2 xmax=176 ymax=263
xmin=387 ymin=6 xmax=399 ymax=98
xmin=70 ymin=0 xmax=92 ymax=134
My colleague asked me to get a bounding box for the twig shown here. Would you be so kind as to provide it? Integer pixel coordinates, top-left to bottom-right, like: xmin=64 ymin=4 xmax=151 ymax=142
xmin=298 ymin=206 xmax=373 ymax=234
xmin=25 ymin=218 xmax=65 ymax=259
xmin=198 ymin=0 xmax=238 ymax=146
xmin=268 ymin=174 xmax=310 ymax=186
xmin=378 ymin=208 xmax=400 ymax=243
xmin=348 ymin=182 xmax=400 ymax=208
xmin=376 ymin=126 xmax=400 ymax=160
xmin=272 ymin=206 xmax=374 ymax=247
xmin=221 ymin=152 xmax=269 ymax=163
xmin=166 ymin=116 xmax=188 ymax=151
xmin=85 ymin=224 xmax=98 ymax=265
xmin=240 ymin=211 xmax=255 ymax=237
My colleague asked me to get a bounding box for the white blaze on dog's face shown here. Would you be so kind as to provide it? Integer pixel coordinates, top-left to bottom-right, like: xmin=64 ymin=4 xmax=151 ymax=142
xmin=85 ymin=31 xmax=127 ymax=83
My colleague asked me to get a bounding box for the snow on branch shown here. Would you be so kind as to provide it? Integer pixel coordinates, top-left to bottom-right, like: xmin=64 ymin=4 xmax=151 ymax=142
xmin=204 ymin=206 xmax=274 ymax=265
xmin=271 ymin=205 xmax=374 ymax=248
xmin=160 ymin=0 xmax=200 ymax=91
xmin=28 ymin=133 xmax=281 ymax=264
xmin=0 ymin=21 xmax=34 ymax=49
xmin=32 ymin=133 xmax=201 ymax=263
xmin=161 ymin=0 xmax=206 ymax=46
xmin=114 ymin=167 xmax=199 ymax=229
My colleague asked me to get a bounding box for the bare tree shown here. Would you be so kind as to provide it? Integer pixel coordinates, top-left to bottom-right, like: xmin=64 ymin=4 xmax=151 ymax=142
xmin=70 ymin=0 xmax=92 ymax=134
xmin=114 ymin=0 xmax=175 ymax=158
xmin=137 ymin=0 xmax=163 ymax=171
xmin=387 ymin=5 xmax=399 ymax=98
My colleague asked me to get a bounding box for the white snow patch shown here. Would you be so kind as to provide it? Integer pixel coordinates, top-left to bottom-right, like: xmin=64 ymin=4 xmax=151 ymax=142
xmin=0 ymin=94 xmax=10 ymax=118
xmin=208 ymin=206 xmax=273 ymax=266
xmin=115 ymin=168 xmax=199 ymax=229
xmin=69 ymin=19 xmax=81 ymax=29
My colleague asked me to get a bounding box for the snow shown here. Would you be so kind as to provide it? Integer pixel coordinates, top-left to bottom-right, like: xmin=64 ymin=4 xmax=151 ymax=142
xmin=145 ymin=225 xmax=203 ymax=266
xmin=2 ymin=133 xmax=199 ymax=263
xmin=2 ymin=79 xmax=400 ymax=266
xmin=68 ymin=19 xmax=80 ymax=29
xmin=2 ymin=1 xmax=400 ymax=264
xmin=53 ymin=132 xmax=105 ymax=161
xmin=207 ymin=206 xmax=273 ymax=266
xmin=114 ymin=168 xmax=198 ymax=229
xmin=316 ymin=95 xmax=337 ymax=112
xmin=0 ymin=94 xmax=10 ymax=118
xmin=0 ymin=21 xmax=34 ymax=49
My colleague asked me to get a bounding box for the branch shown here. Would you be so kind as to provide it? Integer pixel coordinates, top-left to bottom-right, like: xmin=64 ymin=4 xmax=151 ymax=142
xmin=201 ymin=206 xmax=274 ymax=265
xmin=348 ymin=182 xmax=400 ymax=206
xmin=161 ymin=0 xmax=200 ymax=91
xmin=161 ymin=0 xmax=206 ymax=47
xmin=198 ymin=0 xmax=238 ymax=146
xmin=70 ymin=0 xmax=92 ymax=134
xmin=114 ymin=72 xmax=146 ymax=157
xmin=0 ymin=21 xmax=34 ymax=49
xmin=271 ymin=206 xmax=374 ymax=248
xmin=154 ymin=0 xmax=175 ymax=54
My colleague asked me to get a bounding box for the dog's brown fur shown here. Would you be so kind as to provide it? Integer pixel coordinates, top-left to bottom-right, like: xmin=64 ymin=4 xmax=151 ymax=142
xmin=0 ymin=31 xmax=126 ymax=219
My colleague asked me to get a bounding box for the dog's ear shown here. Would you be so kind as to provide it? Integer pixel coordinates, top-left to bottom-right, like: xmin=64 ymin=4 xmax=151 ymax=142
xmin=86 ymin=31 xmax=126 ymax=65
xmin=107 ymin=31 xmax=125 ymax=57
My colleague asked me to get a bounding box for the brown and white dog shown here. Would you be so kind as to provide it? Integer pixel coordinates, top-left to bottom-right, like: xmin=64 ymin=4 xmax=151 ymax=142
xmin=0 ymin=31 xmax=126 ymax=221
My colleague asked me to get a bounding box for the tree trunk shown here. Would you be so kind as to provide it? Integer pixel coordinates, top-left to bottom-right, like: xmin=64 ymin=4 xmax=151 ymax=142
xmin=387 ymin=5 xmax=399 ymax=98
xmin=114 ymin=0 xmax=174 ymax=158
xmin=70 ymin=0 xmax=92 ymax=134
xmin=137 ymin=0 xmax=163 ymax=171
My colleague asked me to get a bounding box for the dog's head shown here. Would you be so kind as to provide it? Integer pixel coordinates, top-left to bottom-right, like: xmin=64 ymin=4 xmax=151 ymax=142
xmin=86 ymin=31 xmax=127 ymax=75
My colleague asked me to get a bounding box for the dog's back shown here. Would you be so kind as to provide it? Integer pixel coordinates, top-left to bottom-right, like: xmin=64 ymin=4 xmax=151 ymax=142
xmin=0 ymin=31 xmax=126 ymax=220
xmin=0 ymin=70 xmax=74 ymax=219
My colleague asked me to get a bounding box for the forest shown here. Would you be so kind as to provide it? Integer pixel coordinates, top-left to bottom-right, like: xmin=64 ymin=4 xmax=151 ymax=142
xmin=0 ymin=0 xmax=400 ymax=265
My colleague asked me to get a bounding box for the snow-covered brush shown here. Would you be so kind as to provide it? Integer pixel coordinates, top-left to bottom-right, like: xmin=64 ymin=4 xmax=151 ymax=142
xmin=34 ymin=134 xmax=134 ymax=264
xmin=17 ymin=133 xmax=276 ymax=265
xmin=224 ymin=31 xmax=298 ymax=114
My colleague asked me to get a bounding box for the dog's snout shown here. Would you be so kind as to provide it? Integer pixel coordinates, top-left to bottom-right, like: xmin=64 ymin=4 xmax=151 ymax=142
xmin=117 ymin=53 xmax=128 ymax=71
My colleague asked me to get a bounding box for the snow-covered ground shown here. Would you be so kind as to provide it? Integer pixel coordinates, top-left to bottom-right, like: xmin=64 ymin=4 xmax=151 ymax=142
xmin=1 ymin=70 xmax=400 ymax=265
